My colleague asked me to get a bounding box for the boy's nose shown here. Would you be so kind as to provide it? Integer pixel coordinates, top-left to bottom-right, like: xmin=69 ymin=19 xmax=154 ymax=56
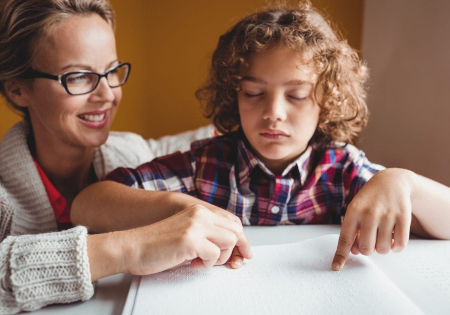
xmin=263 ymin=95 xmax=287 ymax=122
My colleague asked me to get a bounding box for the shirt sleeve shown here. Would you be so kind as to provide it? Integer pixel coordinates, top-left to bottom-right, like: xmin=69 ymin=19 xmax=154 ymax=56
xmin=0 ymin=182 xmax=94 ymax=314
xmin=99 ymin=125 xmax=214 ymax=176
xmin=0 ymin=225 xmax=94 ymax=314
xmin=103 ymin=150 xmax=197 ymax=196
xmin=145 ymin=125 xmax=215 ymax=159
xmin=342 ymin=146 xmax=386 ymax=208
xmin=0 ymin=189 xmax=12 ymax=244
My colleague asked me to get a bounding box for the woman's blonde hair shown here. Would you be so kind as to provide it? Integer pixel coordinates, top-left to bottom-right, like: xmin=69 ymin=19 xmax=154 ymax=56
xmin=196 ymin=1 xmax=369 ymax=147
xmin=0 ymin=0 xmax=115 ymax=119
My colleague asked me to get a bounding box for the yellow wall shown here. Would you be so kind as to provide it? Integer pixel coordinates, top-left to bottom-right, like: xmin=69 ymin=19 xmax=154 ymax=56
xmin=0 ymin=0 xmax=364 ymax=140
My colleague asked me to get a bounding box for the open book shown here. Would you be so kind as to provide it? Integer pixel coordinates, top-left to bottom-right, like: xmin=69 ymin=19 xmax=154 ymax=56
xmin=122 ymin=234 xmax=450 ymax=315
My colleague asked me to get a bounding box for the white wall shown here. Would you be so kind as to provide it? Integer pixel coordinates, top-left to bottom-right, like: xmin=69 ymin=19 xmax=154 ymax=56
xmin=361 ymin=0 xmax=450 ymax=186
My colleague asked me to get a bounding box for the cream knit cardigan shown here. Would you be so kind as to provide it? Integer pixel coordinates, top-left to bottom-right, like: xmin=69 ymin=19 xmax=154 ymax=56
xmin=0 ymin=121 xmax=213 ymax=314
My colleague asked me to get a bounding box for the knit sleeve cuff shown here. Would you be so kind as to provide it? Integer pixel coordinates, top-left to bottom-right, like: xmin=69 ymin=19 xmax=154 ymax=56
xmin=7 ymin=226 xmax=94 ymax=312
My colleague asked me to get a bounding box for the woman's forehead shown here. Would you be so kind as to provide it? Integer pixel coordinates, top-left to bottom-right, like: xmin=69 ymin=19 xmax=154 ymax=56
xmin=32 ymin=14 xmax=117 ymax=73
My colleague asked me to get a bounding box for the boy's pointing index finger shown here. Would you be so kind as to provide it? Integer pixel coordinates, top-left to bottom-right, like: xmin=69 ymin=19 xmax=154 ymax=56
xmin=332 ymin=215 xmax=358 ymax=271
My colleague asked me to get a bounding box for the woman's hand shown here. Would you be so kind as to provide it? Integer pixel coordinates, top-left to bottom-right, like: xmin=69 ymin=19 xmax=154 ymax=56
xmin=179 ymin=202 xmax=248 ymax=269
xmin=87 ymin=204 xmax=252 ymax=281
xmin=331 ymin=168 xmax=413 ymax=271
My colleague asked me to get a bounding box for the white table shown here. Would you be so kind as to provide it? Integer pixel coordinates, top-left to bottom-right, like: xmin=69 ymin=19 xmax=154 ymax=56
xmin=27 ymin=225 xmax=440 ymax=314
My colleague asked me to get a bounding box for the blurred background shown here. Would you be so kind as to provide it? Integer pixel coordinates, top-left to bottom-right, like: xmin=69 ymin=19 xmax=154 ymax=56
xmin=1 ymin=0 xmax=449 ymax=185
xmin=0 ymin=0 xmax=364 ymax=138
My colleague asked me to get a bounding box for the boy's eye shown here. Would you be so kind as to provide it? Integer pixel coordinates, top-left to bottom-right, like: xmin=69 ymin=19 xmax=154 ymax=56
xmin=288 ymin=95 xmax=307 ymax=101
xmin=244 ymin=92 xmax=263 ymax=98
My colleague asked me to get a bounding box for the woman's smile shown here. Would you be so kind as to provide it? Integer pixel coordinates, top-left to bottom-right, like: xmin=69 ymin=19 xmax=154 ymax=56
xmin=77 ymin=108 xmax=110 ymax=129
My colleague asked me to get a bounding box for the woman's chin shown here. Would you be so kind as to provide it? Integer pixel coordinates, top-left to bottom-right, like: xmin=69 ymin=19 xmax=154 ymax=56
xmin=80 ymin=132 xmax=110 ymax=148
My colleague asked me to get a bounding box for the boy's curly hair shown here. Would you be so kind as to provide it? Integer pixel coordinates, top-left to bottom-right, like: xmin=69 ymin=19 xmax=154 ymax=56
xmin=196 ymin=1 xmax=369 ymax=147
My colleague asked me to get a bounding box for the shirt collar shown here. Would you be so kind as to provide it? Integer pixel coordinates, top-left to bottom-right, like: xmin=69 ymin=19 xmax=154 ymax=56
xmin=235 ymin=131 xmax=313 ymax=186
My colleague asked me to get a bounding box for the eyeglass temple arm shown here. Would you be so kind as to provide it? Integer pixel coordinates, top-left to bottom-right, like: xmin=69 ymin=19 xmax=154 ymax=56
xmin=20 ymin=69 xmax=59 ymax=81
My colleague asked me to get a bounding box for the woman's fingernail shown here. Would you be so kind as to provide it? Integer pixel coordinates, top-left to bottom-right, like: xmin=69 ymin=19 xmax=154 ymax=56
xmin=332 ymin=262 xmax=340 ymax=270
xmin=233 ymin=260 xmax=242 ymax=266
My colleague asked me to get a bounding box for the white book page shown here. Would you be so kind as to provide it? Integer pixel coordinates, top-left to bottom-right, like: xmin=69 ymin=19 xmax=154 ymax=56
xmin=129 ymin=235 xmax=423 ymax=315
xmin=371 ymin=239 xmax=450 ymax=315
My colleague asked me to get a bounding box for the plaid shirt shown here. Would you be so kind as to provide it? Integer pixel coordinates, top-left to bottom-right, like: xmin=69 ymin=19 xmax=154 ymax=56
xmin=105 ymin=132 xmax=384 ymax=225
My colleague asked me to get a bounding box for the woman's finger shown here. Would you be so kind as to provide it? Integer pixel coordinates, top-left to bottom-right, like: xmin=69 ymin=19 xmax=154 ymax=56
xmin=204 ymin=223 xmax=242 ymax=265
xmin=234 ymin=232 xmax=253 ymax=260
xmin=210 ymin=212 xmax=253 ymax=260
xmin=229 ymin=246 xmax=244 ymax=269
xmin=190 ymin=239 xmax=221 ymax=269
xmin=210 ymin=212 xmax=243 ymax=239
xmin=205 ymin=224 xmax=238 ymax=250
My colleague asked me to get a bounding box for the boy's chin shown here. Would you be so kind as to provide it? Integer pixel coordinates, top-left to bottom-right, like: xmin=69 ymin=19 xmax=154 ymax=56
xmin=258 ymin=149 xmax=305 ymax=164
xmin=258 ymin=151 xmax=294 ymax=165
xmin=258 ymin=148 xmax=295 ymax=160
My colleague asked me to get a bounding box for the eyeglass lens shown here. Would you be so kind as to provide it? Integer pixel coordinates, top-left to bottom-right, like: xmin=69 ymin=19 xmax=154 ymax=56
xmin=65 ymin=64 xmax=129 ymax=95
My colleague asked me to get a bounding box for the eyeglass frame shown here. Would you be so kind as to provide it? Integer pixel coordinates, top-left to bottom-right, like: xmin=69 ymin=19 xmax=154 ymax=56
xmin=19 ymin=62 xmax=131 ymax=96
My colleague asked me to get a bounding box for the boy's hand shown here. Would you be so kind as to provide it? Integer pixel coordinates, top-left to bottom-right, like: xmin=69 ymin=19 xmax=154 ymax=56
xmin=332 ymin=169 xmax=413 ymax=271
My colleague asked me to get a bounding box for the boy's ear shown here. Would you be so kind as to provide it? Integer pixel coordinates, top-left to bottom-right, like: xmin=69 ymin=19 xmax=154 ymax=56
xmin=3 ymin=80 xmax=32 ymax=108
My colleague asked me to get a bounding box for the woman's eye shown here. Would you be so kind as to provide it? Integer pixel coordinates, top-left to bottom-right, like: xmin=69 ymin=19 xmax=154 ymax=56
xmin=67 ymin=74 xmax=88 ymax=84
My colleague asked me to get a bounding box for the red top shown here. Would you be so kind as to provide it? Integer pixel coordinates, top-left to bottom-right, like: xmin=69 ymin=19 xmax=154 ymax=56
xmin=33 ymin=159 xmax=73 ymax=231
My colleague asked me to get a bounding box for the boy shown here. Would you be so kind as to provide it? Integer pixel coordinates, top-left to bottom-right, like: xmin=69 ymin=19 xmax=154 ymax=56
xmin=72 ymin=3 xmax=450 ymax=271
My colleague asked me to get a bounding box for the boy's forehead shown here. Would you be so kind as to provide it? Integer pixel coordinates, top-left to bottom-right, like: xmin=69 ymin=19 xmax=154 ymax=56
xmin=242 ymin=45 xmax=318 ymax=85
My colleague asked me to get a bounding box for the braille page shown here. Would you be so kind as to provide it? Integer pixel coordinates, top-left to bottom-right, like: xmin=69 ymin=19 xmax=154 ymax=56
xmin=371 ymin=239 xmax=450 ymax=315
xmin=129 ymin=235 xmax=423 ymax=315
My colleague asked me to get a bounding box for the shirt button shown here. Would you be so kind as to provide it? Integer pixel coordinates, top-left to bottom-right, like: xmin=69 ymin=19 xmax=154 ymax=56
xmin=271 ymin=206 xmax=280 ymax=214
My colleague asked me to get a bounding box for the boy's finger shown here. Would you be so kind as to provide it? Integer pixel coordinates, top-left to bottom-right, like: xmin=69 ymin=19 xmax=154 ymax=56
xmin=376 ymin=221 xmax=395 ymax=255
xmin=332 ymin=215 xmax=358 ymax=271
xmin=350 ymin=230 xmax=360 ymax=255
xmin=392 ymin=219 xmax=409 ymax=253
xmin=358 ymin=218 xmax=378 ymax=256
xmin=229 ymin=246 xmax=244 ymax=269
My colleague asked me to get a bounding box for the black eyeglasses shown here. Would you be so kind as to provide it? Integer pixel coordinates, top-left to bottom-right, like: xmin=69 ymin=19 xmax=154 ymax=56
xmin=20 ymin=62 xmax=131 ymax=95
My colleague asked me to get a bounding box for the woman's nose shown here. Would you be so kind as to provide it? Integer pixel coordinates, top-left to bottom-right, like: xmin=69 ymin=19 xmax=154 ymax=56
xmin=91 ymin=77 xmax=115 ymax=103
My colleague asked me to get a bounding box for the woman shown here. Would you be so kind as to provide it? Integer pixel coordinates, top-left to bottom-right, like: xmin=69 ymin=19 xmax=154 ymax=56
xmin=0 ymin=0 xmax=250 ymax=313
